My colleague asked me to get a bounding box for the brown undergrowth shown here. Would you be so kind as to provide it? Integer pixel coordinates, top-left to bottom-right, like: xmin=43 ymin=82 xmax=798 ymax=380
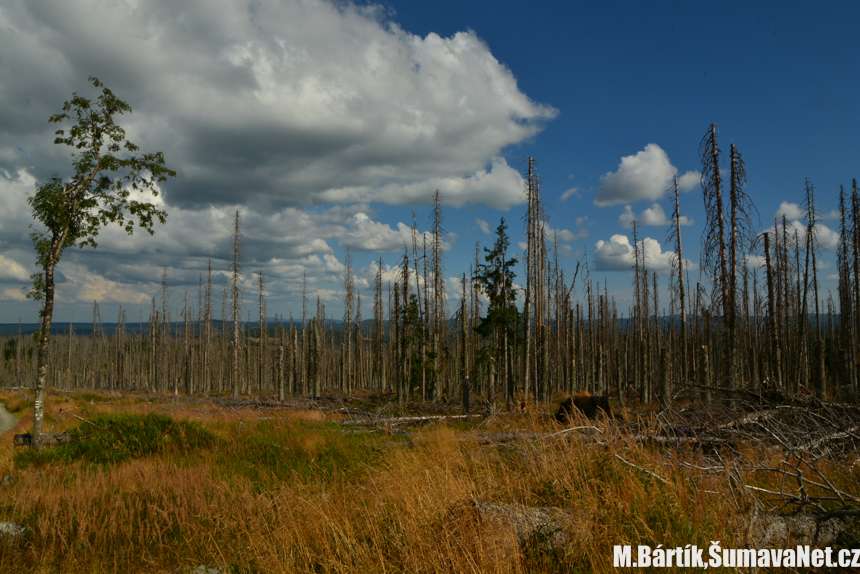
xmin=0 ymin=391 xmax=855 ymax=573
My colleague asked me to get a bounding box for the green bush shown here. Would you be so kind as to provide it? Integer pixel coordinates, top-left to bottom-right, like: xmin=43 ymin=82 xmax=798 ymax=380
xmin=14 ymin=413 xmax=217 ymax=468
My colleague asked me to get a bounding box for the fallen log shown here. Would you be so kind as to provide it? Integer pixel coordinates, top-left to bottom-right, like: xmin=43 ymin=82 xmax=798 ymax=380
xmin=340 ymin=414 xmax=483 ymax=426
xmin=795 ymin=425 xmax=860 ymax=455
xmin=715 ymin=409 xmax=779 ymax=429
xmin=13 ymin=432 xmax=71 ymax=448
xmin=39 ymin=431 xmax=71 ymax=446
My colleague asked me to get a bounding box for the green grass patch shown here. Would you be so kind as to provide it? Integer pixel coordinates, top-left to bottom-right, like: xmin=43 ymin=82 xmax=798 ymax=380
xmin=217 ymin=420 xmax=395 ymax=486
xmin=13 ymin=413 xmax=218 ymax=468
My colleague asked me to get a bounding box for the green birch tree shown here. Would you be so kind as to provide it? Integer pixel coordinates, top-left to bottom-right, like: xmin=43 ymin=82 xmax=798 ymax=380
xmin=26 ymin=77 xmax=175 ymax=448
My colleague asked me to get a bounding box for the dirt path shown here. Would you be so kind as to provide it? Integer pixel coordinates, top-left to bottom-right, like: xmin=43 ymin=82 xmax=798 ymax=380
xmin=0 ymin=404 xmax=17 ymax=434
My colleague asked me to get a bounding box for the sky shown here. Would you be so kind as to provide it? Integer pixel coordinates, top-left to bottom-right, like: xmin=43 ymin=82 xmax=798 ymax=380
xmin=1 ymin=0 xmax=858 ymax=324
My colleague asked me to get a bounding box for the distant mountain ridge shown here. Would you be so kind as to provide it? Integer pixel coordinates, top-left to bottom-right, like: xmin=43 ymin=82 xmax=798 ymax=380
xmin=0 ymin=314 xmax=842 ymax=338
xmin=0 ymin=319 xmax=369 ymax=337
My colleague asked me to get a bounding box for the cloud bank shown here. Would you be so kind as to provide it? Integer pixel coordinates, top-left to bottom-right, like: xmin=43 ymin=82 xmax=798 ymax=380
xmin=0 ymin=0 xmax=557 ymax=319
xmin=0 ymin=0 xmax=556 ymax=211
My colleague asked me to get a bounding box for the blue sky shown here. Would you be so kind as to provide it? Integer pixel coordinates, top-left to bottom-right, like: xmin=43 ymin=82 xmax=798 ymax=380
xmin=0 ymin=0 xmax=858 ymax=324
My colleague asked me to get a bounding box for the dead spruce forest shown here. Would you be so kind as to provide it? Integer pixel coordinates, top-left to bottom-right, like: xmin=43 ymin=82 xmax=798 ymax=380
xmin=5 ymin=136 xmax=860 ymax=410
xmin=1 ymin=125 xmax=859 ymax=573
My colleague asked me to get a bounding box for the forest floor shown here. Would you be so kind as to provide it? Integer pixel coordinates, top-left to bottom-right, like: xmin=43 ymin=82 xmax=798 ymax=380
xmin=0 ymin=387 xmax=856 ymax=573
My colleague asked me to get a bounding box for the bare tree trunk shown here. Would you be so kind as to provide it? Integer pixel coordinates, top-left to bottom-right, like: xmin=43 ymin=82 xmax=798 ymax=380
xmin=670 ymin=175 xmax=688 ymax=384
xmin=852 ymin=180 xmax=860 ymax=394
xmin=763 ymin=233 xmax=782 ymax=383
xmin=726 ymin=143 xmax=746 ymax=391
xmin=837 ymin=187 xmax=856 ymax=392
xmin=278 ymin=341 xmax=285 ymax=402
xmin=231 ymin=211 xmax=243 ymax=397
xmin=32 ymin=257 xmax=57 ymax=448
xmin=342 ymin=248 xmax=355 ymax=396
xmin=700 ymin=124 xmax=731 ymax=389
xmin=803 ymin=180 xmax=825 ymax=399
xmin=204 ymin=259 xmax=212 ymax=393
xmin=184 ymin=291 xmax=191 ymax=394
xmin=259 ymin=271 xmax=266 ymax=395
xmin=161 ymin=266 xmax=169 ymax=393
xmin=430 ymin=190 xmax=446 ymax=400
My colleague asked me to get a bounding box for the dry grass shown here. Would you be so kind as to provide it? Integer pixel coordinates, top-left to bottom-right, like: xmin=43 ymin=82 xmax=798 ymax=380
xmin=0 ymin=391 xmax=855 ymax=573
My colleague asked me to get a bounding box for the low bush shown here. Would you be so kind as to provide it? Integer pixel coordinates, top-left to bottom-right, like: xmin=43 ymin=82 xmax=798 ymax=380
xmin=13 ymin=412 xmax=217 ymax=467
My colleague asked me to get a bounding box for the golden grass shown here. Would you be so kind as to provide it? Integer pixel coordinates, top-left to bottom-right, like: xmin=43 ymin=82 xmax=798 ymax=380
xmin=0 ymin=393 xmax=855 ymax=573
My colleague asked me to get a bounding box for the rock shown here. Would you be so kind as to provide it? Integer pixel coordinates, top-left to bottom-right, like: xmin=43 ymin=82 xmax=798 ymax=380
xmin=0 ymin=476 xmax=15 ymax=486
xmin=445 ymin=499 xmax=574 ymax=563
xmin=745 ymin=512 xmax=850 ymax=548
xmin=0 ymin=521 xmax=26 ymax=548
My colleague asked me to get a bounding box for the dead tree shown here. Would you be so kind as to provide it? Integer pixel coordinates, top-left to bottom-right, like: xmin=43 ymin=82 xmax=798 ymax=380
xmin=204 ymin=259 xmax=213 ymax=393
xmin=230 ymin=210 xmax=243 ymax=397
xmin=668 ymin=174 xmax=688 ymax=386
xmin=372 ymin=257 xmax=386 ymax=391
xmin=523 ymin=157 xmax=548 ymax=404
xmin=258 ymin=270 xmax=267 ymax=395
xmin=430 ymin=190 xmax=447 ymax=400
xmin=837 ymin=187 xmax=857 ymax=392
xmin=342 ymin=248 xmax=355 ymax=395
xmin=763 ymin=233 xmax=782 ymax=383
xmin=802 ymin=179 xmax=825 ymax=398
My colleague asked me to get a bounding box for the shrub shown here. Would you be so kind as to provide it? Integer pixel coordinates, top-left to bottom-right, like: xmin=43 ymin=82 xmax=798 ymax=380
xmin=14 ymin=413 xmax=217 ymax=468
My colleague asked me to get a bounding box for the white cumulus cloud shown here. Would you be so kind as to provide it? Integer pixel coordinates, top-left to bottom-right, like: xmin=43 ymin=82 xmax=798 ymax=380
xmin=677 ymin=171 xmax=700 ymax=191
xmin=594 ymin=144 xmax=699 ymax=206
xmin=776 ymin=201 xmax=840 ymax=222
xmin=816 ymin=224 xmax=840 ymax=250
xmin=761 ymin=219 xmax=840 ymax=251
xmin=619 ymin=203 xmax=693 ymax=228
xmin=594 ymin=234 xmax=696 ymax=273
xmin=776 ymin=202 xmax=804 ymax=220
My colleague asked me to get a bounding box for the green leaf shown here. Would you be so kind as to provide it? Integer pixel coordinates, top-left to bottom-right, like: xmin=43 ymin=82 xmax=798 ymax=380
xmin=27 ymin=78 xmax=176 ymax=307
